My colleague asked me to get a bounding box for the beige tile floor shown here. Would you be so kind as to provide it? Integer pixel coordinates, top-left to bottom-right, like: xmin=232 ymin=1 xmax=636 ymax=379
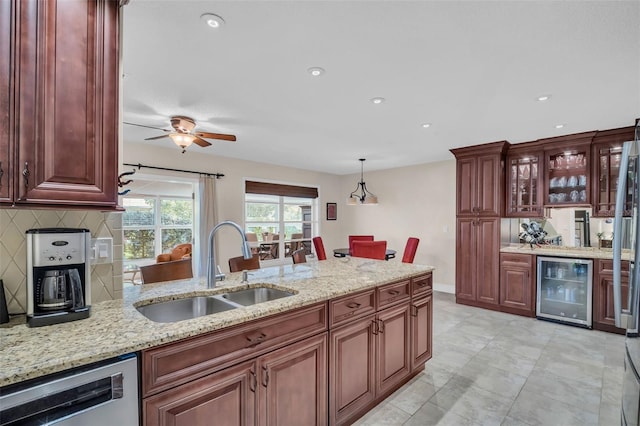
xmin=354 ymin=291 xmax=625 ymax=426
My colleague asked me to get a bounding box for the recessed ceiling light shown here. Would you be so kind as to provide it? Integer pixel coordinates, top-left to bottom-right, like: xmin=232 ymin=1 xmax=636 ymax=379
xmin=555 ymin=123 xmax=565 ymax=129
xmin=537 ymin=94 xmax=552 ymax=102
xmin=200 ymin=13 xmax=225 ymax=29
xmin=421 ymin=123 xmax=431 ymax=128
xmin=370 ymin=97 xmax=385 ymax=104
xmin=307 ymin=67 xmax=325 ymax=77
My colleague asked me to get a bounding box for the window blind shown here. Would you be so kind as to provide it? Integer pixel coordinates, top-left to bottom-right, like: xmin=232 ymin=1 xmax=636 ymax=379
xmin=245 ymin=181 xmax=318 ymax=199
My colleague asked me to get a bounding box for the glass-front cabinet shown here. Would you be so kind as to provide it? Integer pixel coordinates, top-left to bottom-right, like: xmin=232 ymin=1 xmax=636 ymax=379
xmin=506 ymin=147 xmax=543 ymax=217
xmin=544 ymin=142 xmax=591 ymax=207
xmin=591 ymin=126 xmax=636 ymax=217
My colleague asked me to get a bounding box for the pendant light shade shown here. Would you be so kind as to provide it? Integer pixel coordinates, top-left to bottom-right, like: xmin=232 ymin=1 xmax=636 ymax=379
xmin=347 ymin=158 xmax=378 ymax=205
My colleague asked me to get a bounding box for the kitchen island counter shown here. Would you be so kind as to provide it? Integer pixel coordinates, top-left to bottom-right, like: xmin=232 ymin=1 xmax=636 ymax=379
xmin=0 ymin=258 xmax=433 ymax=387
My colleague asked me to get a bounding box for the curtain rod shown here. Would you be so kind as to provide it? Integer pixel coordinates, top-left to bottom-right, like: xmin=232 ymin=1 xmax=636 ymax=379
xmin=123 ymin=163 xmax=224 ymax=179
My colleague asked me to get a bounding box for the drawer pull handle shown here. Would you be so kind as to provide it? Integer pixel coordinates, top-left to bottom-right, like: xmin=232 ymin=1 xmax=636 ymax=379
xmin=246 ymin=332 xmax=267 ymax=348
xmin=411 ymin=305 xmax=418 ymax=317
xmin=388 ymin=290 xmax=401 ymax=296
xmin=346 ymin=302 xmax=361 ymax=309
xmin=417 ymin=281 xmax=427 ymax=287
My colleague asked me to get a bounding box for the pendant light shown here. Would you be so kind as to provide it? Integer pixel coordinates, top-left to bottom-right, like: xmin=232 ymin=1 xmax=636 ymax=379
xmin=347 ymin=158 xmax=378 ymax=205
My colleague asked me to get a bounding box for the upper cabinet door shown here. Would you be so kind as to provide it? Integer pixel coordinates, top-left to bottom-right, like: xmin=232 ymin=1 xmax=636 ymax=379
xmin=541 ymin=132 xmax=595 ymax=208
xmin=591 ymin=126 xmax=636 ymax=217
xmin=0 ymin=0 xmax=13 ymax=203
xmin=455 ymin=156 xmax=477 ymax=215
xmin=505 ymin=148 xmax=544 ymax=218
xmin=451 ymin=141 xmax=509 ymax=217
xmin=14 ymin=0 xmax=119 ymax=208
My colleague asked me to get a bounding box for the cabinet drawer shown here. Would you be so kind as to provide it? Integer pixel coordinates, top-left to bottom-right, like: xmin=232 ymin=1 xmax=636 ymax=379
xmin=500 ymin=253 xmax=533 ymax=267
xmin=600 ymin=259 xmax=630 ymax=274
xmin=142 ymin=302 xmax=327 ymax=397
xmin=329 ymin=289 xmax=376 ymax=328
xmin=377 ymin=280 xmax=411 ymax=309
xmin=411 ymin=273 xmax=432 ymax=297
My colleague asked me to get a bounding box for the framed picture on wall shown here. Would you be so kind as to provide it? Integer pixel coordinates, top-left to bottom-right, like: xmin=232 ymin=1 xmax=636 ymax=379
xmin=326 ymin=203 xmax=337 ymax=220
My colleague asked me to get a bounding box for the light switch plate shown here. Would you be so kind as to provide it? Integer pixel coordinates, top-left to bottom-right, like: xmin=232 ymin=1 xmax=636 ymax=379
xmin=90 ymin=237 xmax=113 ymax=264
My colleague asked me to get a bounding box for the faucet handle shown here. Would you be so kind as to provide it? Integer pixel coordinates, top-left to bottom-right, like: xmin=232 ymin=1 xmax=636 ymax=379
xmin=241 ymin=270 xmax=251 ymax=283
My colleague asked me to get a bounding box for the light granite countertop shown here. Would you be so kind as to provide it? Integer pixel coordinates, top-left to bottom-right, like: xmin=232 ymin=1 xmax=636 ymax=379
xmin=0 ymin=258 xmax=433 ymax=387
xmin=500 ymin=244 xmax=633 ymax=261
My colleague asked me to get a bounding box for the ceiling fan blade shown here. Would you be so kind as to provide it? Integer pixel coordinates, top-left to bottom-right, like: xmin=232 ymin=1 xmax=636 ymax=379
xmin=144 ymin=134 xmax=171 ymax=141
xmin=193 ymin=136 xmax=212 ymax=147
xmin=124 ymin=122 xmax=170 ymax=132
xmin=195 ymin=131 xmax=237 ymax=142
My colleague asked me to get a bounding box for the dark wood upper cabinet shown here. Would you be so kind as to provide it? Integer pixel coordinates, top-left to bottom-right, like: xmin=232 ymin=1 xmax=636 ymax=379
xmin=591 ymin=126 xmax=636 ymax=217
xmin=0 ymin=0 xmax=14 ymax=203
xmin=4 ymin=0 xmax=119 ymax=209
xmin=541 ymin=132 xmax=596 ymax=208
xmin=451 ymin=141 xmax=509 ymax=217
xmin=505 ymin=145 xmax=544 ymax=217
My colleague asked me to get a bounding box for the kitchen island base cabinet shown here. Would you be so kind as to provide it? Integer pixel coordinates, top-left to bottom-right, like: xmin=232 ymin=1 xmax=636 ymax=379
xmin=330 ymin=275 xmax=432 ymax=426
xmin=144 ymin=360 xmax=257 ymax=426
xmin=411 ymin=293 xmax=433 ymax=370
xmin=144 ymin=333 xmax=327 ymax=426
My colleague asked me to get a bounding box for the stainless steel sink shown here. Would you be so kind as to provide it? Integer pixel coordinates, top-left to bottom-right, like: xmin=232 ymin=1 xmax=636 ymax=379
xmin=221 ymin=287 xmax=295 ymax=306
xmin=136 ymin=296 xmax=238 ymax=323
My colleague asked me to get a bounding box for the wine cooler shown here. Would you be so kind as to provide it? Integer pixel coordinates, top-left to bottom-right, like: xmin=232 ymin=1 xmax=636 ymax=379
xmin=536 ymin=256 xmax=593 ymax=328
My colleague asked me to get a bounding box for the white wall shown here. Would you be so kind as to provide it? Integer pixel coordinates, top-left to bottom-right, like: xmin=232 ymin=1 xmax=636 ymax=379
xmin=338 ymin=160 xmax=456 ymax=292
xmin=123 ymin=144 xmax=456 ymax=290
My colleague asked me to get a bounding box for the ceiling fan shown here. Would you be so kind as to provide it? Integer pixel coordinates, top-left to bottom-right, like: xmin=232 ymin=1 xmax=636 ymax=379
xmin=124 ymin=116 xmax=236 ymax=153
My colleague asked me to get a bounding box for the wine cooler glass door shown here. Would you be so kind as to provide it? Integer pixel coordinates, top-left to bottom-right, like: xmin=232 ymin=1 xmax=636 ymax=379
xmin=537 ymin=257 xmax=593 ymax=327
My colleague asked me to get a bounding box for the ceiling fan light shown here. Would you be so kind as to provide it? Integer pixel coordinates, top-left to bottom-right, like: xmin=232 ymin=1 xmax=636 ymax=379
xmin=169 ymin=133 xmax=195 ymax=148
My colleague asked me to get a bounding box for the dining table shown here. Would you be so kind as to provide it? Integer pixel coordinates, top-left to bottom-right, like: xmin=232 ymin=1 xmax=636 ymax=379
xmin=332 ymin=247 xmax=397 ymax=261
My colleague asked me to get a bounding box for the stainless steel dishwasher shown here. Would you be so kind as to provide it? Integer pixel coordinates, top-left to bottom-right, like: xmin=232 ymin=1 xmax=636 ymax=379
xmin=0 ymin=353 xmax=139 ymax=425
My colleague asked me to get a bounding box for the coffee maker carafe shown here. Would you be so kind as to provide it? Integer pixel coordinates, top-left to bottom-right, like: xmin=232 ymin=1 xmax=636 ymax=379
xmin=27 ymin=228 xmax=91 ymax=327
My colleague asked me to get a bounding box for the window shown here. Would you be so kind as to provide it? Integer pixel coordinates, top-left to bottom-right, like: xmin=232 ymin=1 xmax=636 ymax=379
xmin=123 ymin=186 xmax=194 ymax=265
xmin=244 ymin=181 xmax=318 ymax=262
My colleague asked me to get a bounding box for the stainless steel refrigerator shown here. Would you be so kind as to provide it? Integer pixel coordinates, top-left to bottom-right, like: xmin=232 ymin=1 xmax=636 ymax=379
xmin=614 ymin=122 xmax=640 ymax=426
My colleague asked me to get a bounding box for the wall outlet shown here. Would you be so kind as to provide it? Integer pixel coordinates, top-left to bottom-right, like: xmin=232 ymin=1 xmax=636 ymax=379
xmin=90 ymin=237 xmax=113 ymax=264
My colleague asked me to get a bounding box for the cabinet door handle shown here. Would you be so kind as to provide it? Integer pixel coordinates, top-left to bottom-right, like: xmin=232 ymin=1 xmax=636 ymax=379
xmin=346 ymin=301 xmax=361 ymax=309
xmin=371 ymin=319 xmax=379 ymax=335
xmin=411 ymin=305 xmax=418 ymax=317
xmin=246 ymin=332 xmax=267 ymax=348
xmin=250 ymin=368 xmax=257 ymax=393
xmin=22 ymin=162 xmax=30 ymax=195
xmin=262 ymin=366 xmax=269 ymax=388
xmin=378 ymin=319 xmax=385 ymax=334
xmin=0 ymin=161 xmax=3 ymax=188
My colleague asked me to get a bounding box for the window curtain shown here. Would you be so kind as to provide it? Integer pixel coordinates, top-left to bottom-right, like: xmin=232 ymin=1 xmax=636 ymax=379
xmin=198 ymin=176 xmax=218 ymax=277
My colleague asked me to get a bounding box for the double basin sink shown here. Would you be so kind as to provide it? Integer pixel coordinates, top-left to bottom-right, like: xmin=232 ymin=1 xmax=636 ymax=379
xmin=136 ymin=286 xmax=295 ymax=323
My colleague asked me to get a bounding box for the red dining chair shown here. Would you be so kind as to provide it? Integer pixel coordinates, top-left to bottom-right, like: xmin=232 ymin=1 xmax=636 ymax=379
xmin=349 ymin=235 xmax=374 ymax=252
xmin=402 ymin=237 xmax=420 ymax=263
xmin=313 ymin=236 xmax=327 ymax=260
xmin=351 ymin=240 xmax=387 ymax=260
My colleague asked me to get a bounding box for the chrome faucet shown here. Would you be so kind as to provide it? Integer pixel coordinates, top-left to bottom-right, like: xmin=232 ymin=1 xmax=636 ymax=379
xmin=207 ymin=220 xmax=253 ymax=288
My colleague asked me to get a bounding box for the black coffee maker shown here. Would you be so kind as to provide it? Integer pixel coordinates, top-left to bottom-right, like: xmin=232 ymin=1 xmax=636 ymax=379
xmin=26 ymin=228 xmax=91 ymax=327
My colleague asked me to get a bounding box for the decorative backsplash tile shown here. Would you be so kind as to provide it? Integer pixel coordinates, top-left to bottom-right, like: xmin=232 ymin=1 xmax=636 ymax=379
xmin=0 ymin=210 xmax=123 ymax=314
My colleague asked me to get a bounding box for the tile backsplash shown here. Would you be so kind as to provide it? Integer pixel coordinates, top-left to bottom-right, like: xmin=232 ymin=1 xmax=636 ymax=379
xmin=0 ymin=210 xmax=123 ymax=314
